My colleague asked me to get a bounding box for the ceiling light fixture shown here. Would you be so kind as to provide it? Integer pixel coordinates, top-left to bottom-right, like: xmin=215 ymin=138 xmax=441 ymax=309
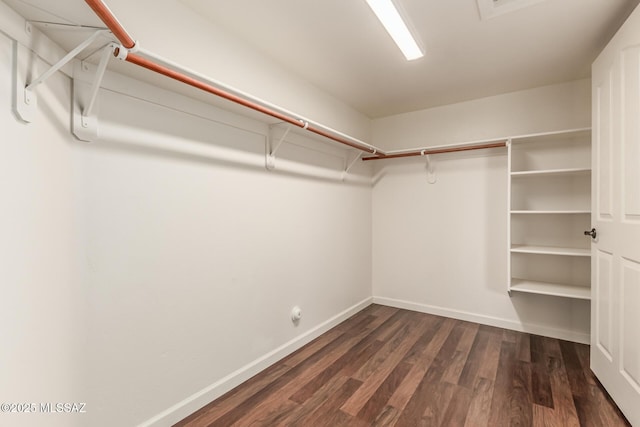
xmin=365 ymin=0 xmax=423 ymax=61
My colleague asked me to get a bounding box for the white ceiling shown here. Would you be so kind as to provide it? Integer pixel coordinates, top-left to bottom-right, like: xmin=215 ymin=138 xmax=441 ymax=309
xmin=3 ymin=0 xmax=639 ymax=119
xmin=179 ymin=0 xmax=638 ymax=117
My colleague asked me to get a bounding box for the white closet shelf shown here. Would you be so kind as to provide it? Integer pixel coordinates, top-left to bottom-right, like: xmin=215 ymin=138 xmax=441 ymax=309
xmin=511 ymin=245 xmax=591 ymax=257
xmin=509 ymin=128 xmax=592 ymax=144
xmin=510 ymin=279 xmax=591 ymax=300
xmin=510 ymin=210 xmax=591 ymax=214
xmin=510 ymin=168 xmax=591 ymax=177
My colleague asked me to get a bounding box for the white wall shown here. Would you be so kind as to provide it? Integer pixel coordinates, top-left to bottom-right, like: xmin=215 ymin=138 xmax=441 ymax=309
xmin=75 ymin=79 xmax=373 ymax=427
xmin=0 ymin=2 xmax=374 ymax=426
xmin=372 ymin=79 xmax=591 ymax=151
xmin=372 ymin=80 xmax=592 ymax=343
xmin=2 ymin=47 xmax=372 ymax=427
xmin=0 ymin=33 xmax=85 ymax=427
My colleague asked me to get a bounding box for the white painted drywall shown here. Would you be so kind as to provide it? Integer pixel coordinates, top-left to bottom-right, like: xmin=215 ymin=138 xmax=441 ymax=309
xmin=372 ymin=79 xmax=591 ymax=151
xmin=0 ymin=1 xmax=376 ymax=424
xmin=70 ymin=73 xmax=372 ymax=426
xmin=371 ymin=80 xmax=592 ymax=343
xmin=0 ymin=34 xmax=85 ymax=427
xmin=1 ymin=41 xmax=372 ymax=427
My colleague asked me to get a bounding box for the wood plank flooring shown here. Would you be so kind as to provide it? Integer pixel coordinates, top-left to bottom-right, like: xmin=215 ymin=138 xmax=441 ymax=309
xmin=175 ymin=305 xmax=630 ymax=427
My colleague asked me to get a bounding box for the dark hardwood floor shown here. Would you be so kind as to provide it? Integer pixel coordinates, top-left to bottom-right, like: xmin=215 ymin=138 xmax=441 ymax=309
xmin=175 ymin=304 xmax=630 ymax=427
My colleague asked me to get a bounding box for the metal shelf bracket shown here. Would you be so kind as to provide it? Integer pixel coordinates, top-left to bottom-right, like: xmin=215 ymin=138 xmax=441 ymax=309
xmin=14 ymin=28 xmax=109 ymax=123
xmin=266 ymin=123 xmax=292 ymax=170
xmin=422 ymin=151 xmax=437 ymax=184
xmin=342 ymin=151 xmax=364 ymax=181
xmin=13 ymin=42 xmax=37 ymax=123
xmin=72 ymin=43 xmax=115 ymax=142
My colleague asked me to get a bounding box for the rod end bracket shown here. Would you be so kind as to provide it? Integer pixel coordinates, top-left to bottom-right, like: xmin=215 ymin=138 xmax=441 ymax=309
xmin=114 ymin=44 xmax=129 ymax=60
xmin=114 ymin=41 xmax=139 ymax=61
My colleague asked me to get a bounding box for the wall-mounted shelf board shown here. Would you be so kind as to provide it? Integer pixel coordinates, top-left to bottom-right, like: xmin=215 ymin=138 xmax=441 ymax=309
xmin=510 ymin=245 xmax=590 ymax=257
xmin=510 ymin=168 xmax=591 ymax=178
xmin=509 ymin=128 xmax=591 ymax=144
xmin=510 ymin=210 xmax=591 ymax=215
xmin=510 ymin=279 xmax=591 ymax=300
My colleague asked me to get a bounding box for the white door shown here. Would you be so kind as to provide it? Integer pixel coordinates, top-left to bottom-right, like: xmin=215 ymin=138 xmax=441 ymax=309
xmin=591 ymin=5 xmax=640 ymax=426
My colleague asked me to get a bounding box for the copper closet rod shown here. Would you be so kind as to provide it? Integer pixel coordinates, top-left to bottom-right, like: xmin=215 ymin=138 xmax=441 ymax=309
xmin=84 ymin=0 xmax=507 ymax=161
xmin=362 ymin=141 xmax=507 ymax=161
xmin=84 ymin=0 xmax=380 ymax=155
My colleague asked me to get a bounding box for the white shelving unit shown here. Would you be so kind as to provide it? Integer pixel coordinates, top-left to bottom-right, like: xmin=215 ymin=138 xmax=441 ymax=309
xmin=507 ymin=128 xmax=592 ymax=300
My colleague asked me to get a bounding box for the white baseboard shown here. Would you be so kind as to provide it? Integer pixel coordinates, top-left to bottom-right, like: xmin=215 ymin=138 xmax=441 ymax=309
xmin=372 ymin=296 xmax=590 ymax=345
xmin=138 ymin=297 xmax=373 ymax=427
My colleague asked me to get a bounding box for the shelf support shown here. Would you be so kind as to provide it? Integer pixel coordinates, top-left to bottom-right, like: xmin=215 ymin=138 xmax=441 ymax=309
xmin=422 ymin=151 xmax=437 ymax=184
xmin=72 ymin=43 xmax=115 ymax=142
xmin=13 ymin=41 xmax=37 ymax=123
xmin=82 ymin=43 xmax=114 ymax=120
xmin=342 ymin=151 xmax=363 ymax=180
xmin=266 ymin=123 xmax=292 ymax=170
xmin=14 ymin=29 xmax=108 ymax=123
xmin=26 ymin=29 xmax=108 ymax=92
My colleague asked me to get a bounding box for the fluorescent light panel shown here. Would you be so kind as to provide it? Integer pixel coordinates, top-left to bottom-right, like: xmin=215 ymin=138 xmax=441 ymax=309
xmin=365 ymin=0 xmax=423 ymax=60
